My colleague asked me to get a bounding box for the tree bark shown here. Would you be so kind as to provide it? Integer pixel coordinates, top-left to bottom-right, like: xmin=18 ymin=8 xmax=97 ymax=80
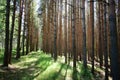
xmin=54 ymin=0 xmax=57 ymax=61
xmin=72 ymin=0 xmax=76 ymax=68
xmin=64 ymin=0 xmax=67 ymax=63
xmin=81 ymin=0 xmax=87 ymax=68
xmin=16 ymin=0 xmax=24 ymax=59
xmin=9 ymin=0 xmax=16 ymax=63
xmin=90 ymin=0 xmax=94 ymax=74
xmin=108 ymin=0 xmax=120 ymax=79
xmin=117 ymin=0 xmax=120 ymax=77
xmin=103 ymin=1 xmax=108 ymax=80
xmin=3 ymin=0 xmax=10 ymax=67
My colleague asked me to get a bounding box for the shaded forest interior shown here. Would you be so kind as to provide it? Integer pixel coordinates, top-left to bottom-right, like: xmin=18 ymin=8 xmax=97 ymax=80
xmin=0 ymin=0 xmax=120 ymax=80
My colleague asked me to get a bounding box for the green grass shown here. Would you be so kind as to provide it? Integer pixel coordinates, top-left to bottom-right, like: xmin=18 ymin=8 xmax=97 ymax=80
xmin=0 ymin=50 xmax=104 ymax=80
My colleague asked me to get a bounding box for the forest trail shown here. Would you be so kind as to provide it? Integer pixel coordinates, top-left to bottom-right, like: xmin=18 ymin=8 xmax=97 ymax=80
xmin=0 ymin=51 xmax=106 ymax=80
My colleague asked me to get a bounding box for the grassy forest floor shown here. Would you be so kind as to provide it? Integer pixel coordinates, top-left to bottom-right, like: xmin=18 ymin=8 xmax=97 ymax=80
xmin=0 ymin=50 xmax=109 ymax=80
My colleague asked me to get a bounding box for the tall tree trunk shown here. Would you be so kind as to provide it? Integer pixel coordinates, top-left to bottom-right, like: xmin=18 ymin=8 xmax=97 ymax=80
xmin=9 ymin=0 xmax=16 ymax=64
xmin=3 ymin=0 xmax=10 ymax=67
xmin=108 ymin=0 xmax=120 ymax=79
xmin=117 ymin=0 xmax=120 ymax=77
xmin=16 ymin=0 xmax=23 ymax=59
xmin=22 ymin=0 xmax=26 ymax=55
xmin=79 ymin=0 xmax=83 ymax=61
xmin=81 ymin=0 xmax=87 ymax=68
xmin=68 ymin=0 xmax=72 ymax=60
xmin=57 ymin=0 xmax=63 ymax=56
xmin=26 ymin=0 xmax=30 ymax=55
xmin=72 ymin=0 xmax=76 ymax=68
xmin=64 ymin=0 xmax=67 ymax=63
xmin=90 ymin=0 xmax=94 ymax=74
xmin=98 ymin=1 xmax=103 ymax=68
xmin=54 ymin=0 xmax=57 ymax=61
xmin=101 ymin=2 xmax=104 ymax=69
xmin=103 ymin=1 xmax=108 ymax=80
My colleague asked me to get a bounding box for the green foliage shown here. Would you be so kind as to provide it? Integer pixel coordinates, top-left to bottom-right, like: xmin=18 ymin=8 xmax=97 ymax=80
xmin=79 ymin=64 xmax=93 ymax=80
xmin=0 ymin=0 xmax=19 ymax=43
xmin=0 ymin=0 xmax=6 ymax=44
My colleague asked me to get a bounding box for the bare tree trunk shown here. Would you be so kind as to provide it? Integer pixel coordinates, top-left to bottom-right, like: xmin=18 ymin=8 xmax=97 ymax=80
xmin=54 ymin=0 xmax=57 ymax=61
xmin=98 ymin=2 xmax=103 ymax=68
xmin=9 ymin=0 xmax=16 ymax=63
xmin=108 ymin=0 xmax=120 ymax=79
xmin=103 ymin=1 xmax=108 ymax=80
xmin=16 ymin=0 xmax=24 ymax=59
xmin=90 ymin=0 xmax=94 ymax=74
xmin=22 ymin=0 xmax=26 ymax=55
xmin=3 ymin=0 xmax=10 ymax=67
xmin=117 ymin=0 xmax=120 ymax=77
xmin=26 ymin=0 xmax=30 ymax=55
xmin=81 ymin=0 xmax=87 ymax=68
xmin=64 ymin=0 xmax=67 ymax=63
xmin=72 ymin=0 xmax=76 ymax=68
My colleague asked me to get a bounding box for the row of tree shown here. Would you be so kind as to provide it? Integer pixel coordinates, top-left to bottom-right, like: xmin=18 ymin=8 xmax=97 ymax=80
xmin=2 ymin=0 xmax=39 ymax=66
xmin=41 ymin=0 xmax=120 ymax=80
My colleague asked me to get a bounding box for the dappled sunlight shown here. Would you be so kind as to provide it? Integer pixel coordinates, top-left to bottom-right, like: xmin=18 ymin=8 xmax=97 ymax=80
xmin=0 ymin=51 xmax=54 ymax=80
xmin=0 ymin=50 xmax=106 ymax=80
xmin=36 ymin=61 xmax=73 ymax=80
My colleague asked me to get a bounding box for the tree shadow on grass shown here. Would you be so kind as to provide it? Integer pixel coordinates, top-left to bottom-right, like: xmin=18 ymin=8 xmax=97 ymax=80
xmin=51 ymin=63 xmax=65 ymax=80
xmin=0 ymin=53 xmax=54 ymax=80
xmin=72 ymin=67 xmax=79 ymax=80
xmin=0 ymin=55 xmax=3 ymax=64
xmin=77 ymin=62 xmax=105 ymax=80
xmin=0 ymin=52 xmax=105 ymax=80
xmin=0 ymin=65 xmax=41 ymax=80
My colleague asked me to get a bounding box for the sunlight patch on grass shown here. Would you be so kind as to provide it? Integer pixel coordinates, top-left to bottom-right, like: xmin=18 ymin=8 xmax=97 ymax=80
xmin=12 ymin=57 xmax=38 ymax=68
xmin=57 ymin=56 xmax=65 ymax=63
xmin=36 ymin=61 xmax=74 ymax=80
xmin=36 ymin=62 xmax=61 ymax=80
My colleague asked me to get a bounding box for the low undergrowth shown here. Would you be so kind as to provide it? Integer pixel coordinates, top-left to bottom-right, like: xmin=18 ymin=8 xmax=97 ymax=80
xmin=0 ymin=50 xmax=105 ymax=80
